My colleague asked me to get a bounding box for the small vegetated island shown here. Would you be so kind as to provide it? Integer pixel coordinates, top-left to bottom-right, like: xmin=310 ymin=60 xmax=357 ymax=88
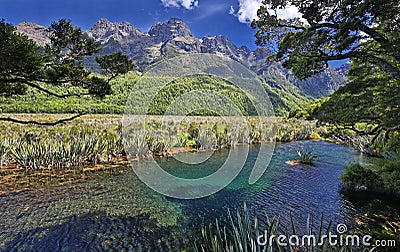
xmin=0 ymin=0 xmax=399 ymax=250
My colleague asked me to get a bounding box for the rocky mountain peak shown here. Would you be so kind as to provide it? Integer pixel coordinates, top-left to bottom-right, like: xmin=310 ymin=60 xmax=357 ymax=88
xmin=148 ymin=18 xmax=195 ymax=43
xmin=13 ymin=18 xmax=345 ymax=99
xmin=200 ymin=35 xmax=247 ymax=59
xmin=15 ymin=22 xmax=50 ymax=46
xmin=201 ymin=35 xmax=235 ymax=47
xmin=86 ymin=18 xmax=144 ymax=42
xmin=95 ymin=18 xmax=113 ymax=27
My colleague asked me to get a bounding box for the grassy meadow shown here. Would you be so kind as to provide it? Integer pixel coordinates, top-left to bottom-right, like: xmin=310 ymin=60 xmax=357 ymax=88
xmin=0 ymin=114 xmax=327 ymax=190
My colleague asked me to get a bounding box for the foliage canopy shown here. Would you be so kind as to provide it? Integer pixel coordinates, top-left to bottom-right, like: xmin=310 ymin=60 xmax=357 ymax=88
xmin=0 ymin=18 xmax=133 ymax=123
xmin=252 ymin=0 xmax=399 ymax=81
xmin=253 ymin=0 xmax=400 ymax=140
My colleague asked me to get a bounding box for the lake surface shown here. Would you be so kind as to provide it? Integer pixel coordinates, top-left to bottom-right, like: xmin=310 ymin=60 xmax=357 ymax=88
xmin=0 ymin=141 xmax=388 ymax=251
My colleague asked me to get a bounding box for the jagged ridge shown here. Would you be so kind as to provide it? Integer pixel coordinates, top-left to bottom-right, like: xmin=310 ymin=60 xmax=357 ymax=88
xmin=14 ymin=18 xmax=345 ymax=106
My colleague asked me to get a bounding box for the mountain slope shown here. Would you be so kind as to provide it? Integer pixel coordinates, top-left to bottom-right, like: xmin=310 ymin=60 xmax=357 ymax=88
xmin=9 ymin=18 xmax=346 ymax=115
xmin=83 ymin=18 xmax=344 ymax=99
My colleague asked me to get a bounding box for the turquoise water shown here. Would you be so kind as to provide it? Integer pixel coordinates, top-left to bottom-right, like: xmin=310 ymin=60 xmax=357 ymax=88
xmin=0 ymin=141 xmax=385 ymax=251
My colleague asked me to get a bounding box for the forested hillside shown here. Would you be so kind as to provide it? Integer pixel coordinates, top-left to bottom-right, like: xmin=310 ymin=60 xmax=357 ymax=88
xmin=0 ymin=72 xmax=309 ymax=116
xmin=1 ymin=17 xmax=347 ymax=116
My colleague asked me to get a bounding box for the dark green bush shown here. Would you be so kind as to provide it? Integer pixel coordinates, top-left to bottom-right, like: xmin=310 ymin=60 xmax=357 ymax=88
xmin=341 ymin=156 xmax=400 ymax=197
xmin=340 ymin=163 xmax=383 ymax=192
xmin=381 ymin=158 xmax=400 ymax=197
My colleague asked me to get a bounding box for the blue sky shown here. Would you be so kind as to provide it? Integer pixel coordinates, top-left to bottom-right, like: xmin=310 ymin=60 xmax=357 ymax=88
xmin=1 ymin=0 xmax=346 ymax=68
xmin=1 ymin=0 xmax=261 ymax=49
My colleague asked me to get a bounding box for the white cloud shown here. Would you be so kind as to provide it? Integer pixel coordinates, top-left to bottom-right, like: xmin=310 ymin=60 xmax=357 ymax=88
xmin=161 ymin=0 xmax=199 ymax=10
xmin=235 ymin=0 xmax=261 ymax=23
xmin=230 ymin=0 xmax=302 ymax=23
xmin=229 ymin=6 xmax=236 ymax=15
xmin=276 ymin=5 xmax=302 ymax=20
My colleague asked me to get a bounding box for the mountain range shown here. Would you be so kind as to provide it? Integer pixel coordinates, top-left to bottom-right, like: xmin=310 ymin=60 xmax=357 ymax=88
xmin=14 ymin=18 xmax=347 ymax=112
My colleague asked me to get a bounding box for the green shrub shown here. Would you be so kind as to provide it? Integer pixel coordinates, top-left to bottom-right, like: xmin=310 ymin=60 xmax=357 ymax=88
xmin=380 ymin=158 xmax=400 ymax=197
xmin=188 ymin=122 xmax=200 ymax=140
xmin=340 ymin=164 xmax=383 ymax=192
xmin=310 ymin=131 xmax=321 ymax=140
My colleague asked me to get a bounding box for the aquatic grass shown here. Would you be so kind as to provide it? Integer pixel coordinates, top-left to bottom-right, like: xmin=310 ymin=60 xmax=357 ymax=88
xmin=146 ymin=133 xmax=172 ymax=155
xmin=123 ymin=130 xmax=150 ymax=158
xmin=0 ymin=138 xmax=13 ymax=167
xmin=198 ymin=129 xmax=216 ymax=150
xmin=297 ymin=147 xmax=318 ymax=165
xmin=195 ymin=204 xmax=370 ymax=252
xmin=3 ymin=124 xmax=127 ymax=169
xmin=0 ymin=115 xmax=330 ymax=170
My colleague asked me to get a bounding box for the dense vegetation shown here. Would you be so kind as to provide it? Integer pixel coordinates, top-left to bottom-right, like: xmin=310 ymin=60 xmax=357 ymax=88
xmin=253 ymin=0 xmax=400 ymax=196
xmin=340 ymin=134 xmax=400 ymax=197
xmin=252 ymin=0 xmax=399 ymax=137
xmin=1 ymin=2 xmax=399 ymax=249
xmin=0 ymin=115 xmax=326 ymax=171
xmin=0 ymin=71 xmax=309 ymax=116
xmin=0 ymin=72 xmax=138 ymax=114
xmin=0 ymin=17 xmax=318 ymax=118
xmin=0 ymin=18 xmax=133 ymax=123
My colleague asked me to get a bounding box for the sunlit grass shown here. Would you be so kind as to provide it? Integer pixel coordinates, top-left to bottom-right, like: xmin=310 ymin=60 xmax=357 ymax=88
xmin=0 ymin=114 xmax=328 ymax=171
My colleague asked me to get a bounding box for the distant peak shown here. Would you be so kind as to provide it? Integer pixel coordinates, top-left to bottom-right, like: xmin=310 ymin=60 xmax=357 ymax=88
xmin=15 ymin=22 xmax=49 ymax=46
xmin=87 ymin=18 xmax=143 ymax=42
xmin=148 ymin=18 xmax=194 ymax=42
xmin=93 ymin=18 xmax=113 ymax=27
xmin=149 ymin=18 xmax=188 ymax=30
xmin=167 ymin=18 xmax=185 ymax=24
xmin=16 ymin=21 xmax=46 ymax=29
xmin=98 ymin=17 xmax=110 ymax=22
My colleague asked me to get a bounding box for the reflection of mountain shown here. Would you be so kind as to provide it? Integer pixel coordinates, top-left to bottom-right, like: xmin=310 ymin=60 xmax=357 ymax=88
xmin=14 ymin=18 xmax=346 ymax=114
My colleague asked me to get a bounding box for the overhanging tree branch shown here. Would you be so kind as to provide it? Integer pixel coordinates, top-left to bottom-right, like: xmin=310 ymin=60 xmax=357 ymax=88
xmin=24 ymin=81 xmax=89 ymax=98
xmin=297 ymin=51 xmax=400 ymax=81
xmin=0 ymin=78 xmax=89 ymax=98
xmin=354 ymin=53 xmax=400 ymax=81
xmin=0 ymin=113 xmax=85 ymax=125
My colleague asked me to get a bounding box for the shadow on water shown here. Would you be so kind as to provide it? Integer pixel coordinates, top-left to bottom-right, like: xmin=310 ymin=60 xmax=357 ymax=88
xmin=342 ymin=191 xmax=400 ymax=242
xmin=3 ymin=211 xmax=191 ymax=251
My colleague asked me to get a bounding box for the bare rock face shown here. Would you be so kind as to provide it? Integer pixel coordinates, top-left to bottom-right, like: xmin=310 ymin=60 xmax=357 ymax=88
xmin=149 ymin=18 xmax=196 ymax=43
xmin=15 ymin=22 xmax=50 ymax=47
xmin=149 ymin=18 xmax=202 ymax=58
xmin=86 ymin=18 xmax=144 ymax=42
xmin=200 ymin=35 xmax=252 ymax=63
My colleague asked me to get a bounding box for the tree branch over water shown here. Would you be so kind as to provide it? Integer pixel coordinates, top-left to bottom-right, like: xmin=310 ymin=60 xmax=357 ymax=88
xmin=0 ymin=114 xmax=85 ymax=125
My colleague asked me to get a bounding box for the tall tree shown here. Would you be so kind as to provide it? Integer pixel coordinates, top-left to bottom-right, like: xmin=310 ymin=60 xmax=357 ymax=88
xmin=0 ymin=19 xmax=134 ymax=124
xmin=317 ymin=54 xmax=400 ymax=140
xmin=252 ymin=0 xmax=399 ymax=80
xmin=0 ymin=19 xmax=45 ymax=96
xmin=252 ymin=0 xmax=400 ymax=140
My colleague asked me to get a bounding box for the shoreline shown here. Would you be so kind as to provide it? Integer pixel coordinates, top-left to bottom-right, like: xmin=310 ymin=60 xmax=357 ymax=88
xmin=0 ymin=139 xmax=325 ymax=194
xmin=0 ymin=113 xmax=367 ymax=194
